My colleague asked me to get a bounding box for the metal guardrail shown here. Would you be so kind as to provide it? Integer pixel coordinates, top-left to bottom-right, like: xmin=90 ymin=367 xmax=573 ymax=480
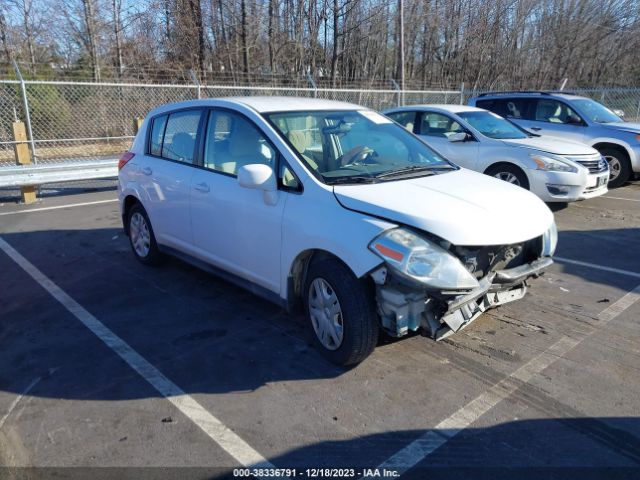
xmin=0 ymin=159 xmax=118 ymax=188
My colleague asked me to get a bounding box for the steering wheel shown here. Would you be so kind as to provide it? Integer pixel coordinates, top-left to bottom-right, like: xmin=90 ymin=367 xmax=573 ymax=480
xmin=339 ymin=146 xmax=375 ymax=167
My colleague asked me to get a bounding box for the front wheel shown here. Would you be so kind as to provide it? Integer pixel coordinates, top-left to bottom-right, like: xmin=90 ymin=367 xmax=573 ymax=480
xmin=485 ymin=164 xmax=530 ymax=190
xmin=599 ymin=147 xmax=631 ymax=188
xmin=303 ymin=259 xmax=379 ymax=366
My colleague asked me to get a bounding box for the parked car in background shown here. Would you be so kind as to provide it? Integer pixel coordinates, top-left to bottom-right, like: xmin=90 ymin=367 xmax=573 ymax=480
xmin=383 ymin=105 xmax=609 ymax=203
xmin=119 ymin=97 xmax=556 ymax=365
xmin=468 ymin=91 xmax=640 ymax=187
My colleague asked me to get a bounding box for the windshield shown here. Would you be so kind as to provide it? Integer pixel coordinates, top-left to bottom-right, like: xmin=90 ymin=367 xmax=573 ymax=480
xmin=457 ymin=111 xmax=529 ymax=139
xmin=264 ymin=110 xmax=455 ymax=184
xmin=572 ymin=98 xmax=622 ymax=123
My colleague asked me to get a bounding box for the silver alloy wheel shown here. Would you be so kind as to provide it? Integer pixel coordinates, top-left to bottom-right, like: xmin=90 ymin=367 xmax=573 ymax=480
xmin=130 ymin=212 xmax=151 ymax=258
xmin=308 ymin=278 xmax=344 ymax=350
xmin=605 ymin=155 xmax=621 ymax=181
xmin=494 ymin=171 xmax=520 ymax=185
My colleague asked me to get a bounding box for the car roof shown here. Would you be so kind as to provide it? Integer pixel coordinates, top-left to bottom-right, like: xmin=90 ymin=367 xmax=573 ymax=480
xmin=384 ymin=104 xmax=485 ymax=114
xmin=473 ymin=92 xmax=585 ymax=101
xmin=149 ymin=96 xmax=362 ymax=115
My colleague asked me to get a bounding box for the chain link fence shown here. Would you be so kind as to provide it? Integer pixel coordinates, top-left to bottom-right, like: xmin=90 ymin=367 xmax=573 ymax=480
xmin=2 ymin=77 xmax=640 ymax=169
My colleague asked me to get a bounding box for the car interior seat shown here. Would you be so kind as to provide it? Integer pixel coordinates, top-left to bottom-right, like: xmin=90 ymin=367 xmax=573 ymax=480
xmin=222 ymin=121 xmax=269 ymax=174
xmin=536 ymin=102 xmax=560 ymax=122
xmin=166 ymin=132 xmax=195 ymax=162
xmin=506 ymin=101 xmax=521 ymax=118
xmin=287 ymin=130 xmax=319 ymax=171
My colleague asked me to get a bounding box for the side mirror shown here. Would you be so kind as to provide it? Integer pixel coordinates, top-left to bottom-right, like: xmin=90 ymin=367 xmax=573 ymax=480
xmin=448 ymin=132 xmax=469 ymax=143
xmin=613 ymin=109 xmax=625 ymax=119
xmin=238 ymin=164 xmax=278 ymax=205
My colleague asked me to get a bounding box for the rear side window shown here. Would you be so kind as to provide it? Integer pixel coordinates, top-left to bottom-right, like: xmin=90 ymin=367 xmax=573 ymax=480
xmin=387 ymin=111 xmax=416 ymax=131
xmin=149 ymin=115 xmax=167 ymax=156
xmin=477 ymin=98 xmax=531 ymax=119
xmin=162 ymin=110 xmax=202 ymax=164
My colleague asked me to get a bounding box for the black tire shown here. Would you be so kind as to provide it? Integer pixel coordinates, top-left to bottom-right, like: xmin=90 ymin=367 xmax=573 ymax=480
xmin=127 ymin=203 xmax=162 ymax=265
xmin=485 ymin=164 xmax=530 ymax=190
xmin=598 ymin=146 xmax=631 ymax=188
xmin=303 ymin=258 xmax=379 ymax=366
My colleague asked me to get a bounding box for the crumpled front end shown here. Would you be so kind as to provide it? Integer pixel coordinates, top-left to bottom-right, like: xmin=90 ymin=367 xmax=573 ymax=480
xmin=370 ymin=233 xmax=554 ymax=340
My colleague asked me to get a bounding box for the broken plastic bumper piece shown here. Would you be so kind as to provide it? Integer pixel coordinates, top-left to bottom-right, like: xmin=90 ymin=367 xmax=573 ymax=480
xmin=375 ymin=257 xmax=553 ymax=340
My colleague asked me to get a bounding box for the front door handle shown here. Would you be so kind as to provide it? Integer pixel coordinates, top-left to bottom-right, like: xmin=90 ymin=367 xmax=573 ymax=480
xmin=530 ymin=127 xmax=542 ymax=131
xmin=194 ymin=182 xmax=210 ymax=193
xmin=142 ymin=167 xmax=153 ymax=175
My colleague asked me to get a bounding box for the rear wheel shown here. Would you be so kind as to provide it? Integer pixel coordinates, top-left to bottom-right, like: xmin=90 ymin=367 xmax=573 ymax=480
xmin=127 ymin=203 xmax=162 ymax=265
xmin=303 ymin=259 xmax=378 ymax=366
xmin=485 ymin=164 xmax=530 ymax=190
xmin=598 ymin=146 xmax=631 ymax=188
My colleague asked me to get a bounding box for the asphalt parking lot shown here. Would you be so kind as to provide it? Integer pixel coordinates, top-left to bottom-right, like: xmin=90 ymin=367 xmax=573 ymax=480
xmin=1 ymin=183 xmax=640 ymax=479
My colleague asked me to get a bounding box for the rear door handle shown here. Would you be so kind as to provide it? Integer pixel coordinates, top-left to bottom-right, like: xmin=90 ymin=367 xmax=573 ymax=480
xmin=530 ymin=127 xmax=542 ymax=131
xmin=194 ymin=182 xmax=210 ymax=193
xmin=142 ymin=167 xmax=152 ymax=175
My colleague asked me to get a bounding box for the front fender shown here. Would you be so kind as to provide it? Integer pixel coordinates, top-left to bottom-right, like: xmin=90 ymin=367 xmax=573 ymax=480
xmin=590 ymin=137 xmax=638 ymax=169
xmin=280 ymin=187 xmax=395 ymax=301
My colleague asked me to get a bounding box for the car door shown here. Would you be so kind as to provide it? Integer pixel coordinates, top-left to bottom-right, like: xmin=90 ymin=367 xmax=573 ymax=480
xmin=519 ymin=98 xmax=589 ymax=143
xmin=189 ymin=108 xmax=288 ymax=293
xmin=138 ymin=109 xmax=202 ymax=251
xmin=416 ymin=111 xmax=479 ymax=169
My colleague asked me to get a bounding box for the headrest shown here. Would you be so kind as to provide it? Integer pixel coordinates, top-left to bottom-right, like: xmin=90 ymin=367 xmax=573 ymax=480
xmin=287 ymin=130 xmax=308 ymax=153
xmin=229 ymin=121 xmax=261 ymax=157
xmin=171 ymin=132 xmax=194 ymax=160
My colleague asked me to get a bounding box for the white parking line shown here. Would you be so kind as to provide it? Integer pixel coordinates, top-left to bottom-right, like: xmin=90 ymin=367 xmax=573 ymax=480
xmin=376 ymin=283 xmax=640 ymax=474
xmin=0 ymin=236 xmax=272 ymax=469
xmin=0 ymin=199 xmax=118 ymax=216
xmin=0 ymin=376 xmax=42 ymax=431
xmin=601 ymin=196 xmax=640 ymax=202
xmin=555 ymin=256 xmax=640 ymax=279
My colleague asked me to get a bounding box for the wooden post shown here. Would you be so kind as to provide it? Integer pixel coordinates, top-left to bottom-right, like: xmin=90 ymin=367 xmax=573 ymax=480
xmin=12 ymin=120 xmax=37 ymax=204
xmin=133 ymin=116 xmax=144 ymax=134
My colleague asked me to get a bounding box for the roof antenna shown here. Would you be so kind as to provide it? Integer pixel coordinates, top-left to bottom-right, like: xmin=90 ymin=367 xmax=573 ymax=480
xmin=558 ymin=78 xmax=568 ymax=91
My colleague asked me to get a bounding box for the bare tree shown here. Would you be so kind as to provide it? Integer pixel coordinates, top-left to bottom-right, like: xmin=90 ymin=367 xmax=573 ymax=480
xmin=81 ymin=0 xmax=101 ymax=81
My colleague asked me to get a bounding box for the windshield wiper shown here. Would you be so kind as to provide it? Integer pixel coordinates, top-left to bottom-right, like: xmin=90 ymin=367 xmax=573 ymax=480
xmin=325 ymin=175 xmax=379 ymax=185
xmin=374 ymin=165 xmax=452 ymax=179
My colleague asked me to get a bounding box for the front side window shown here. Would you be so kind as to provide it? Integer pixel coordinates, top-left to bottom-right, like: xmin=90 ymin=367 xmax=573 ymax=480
xmin=203 ymin=110 xmax=275 ymax=176
xmin=160 ymin=110 xmax=202 ymax=164
xmin=457 ymin=111 xmax=528 ymax=139
xmin=387 ymin=111 xmax=416 ymax=131
xmin=420 ymin=112 xmax=463 ymax=138
xmin=265 ymin=110 xmax=455 ymax=185
xmin=533 ymin=99 xmax=582 ymax=124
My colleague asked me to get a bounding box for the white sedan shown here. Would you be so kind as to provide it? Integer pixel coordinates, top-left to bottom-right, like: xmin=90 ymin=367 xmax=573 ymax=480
xmin=383 ymin=105 xmax=609 ymax=202
xmin=119 ymin=97 xmax=556 ymax=365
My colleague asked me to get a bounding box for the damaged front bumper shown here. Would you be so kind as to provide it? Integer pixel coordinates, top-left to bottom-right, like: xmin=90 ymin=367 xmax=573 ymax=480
xmin=373 ymin=257 xmax=553 ymax=340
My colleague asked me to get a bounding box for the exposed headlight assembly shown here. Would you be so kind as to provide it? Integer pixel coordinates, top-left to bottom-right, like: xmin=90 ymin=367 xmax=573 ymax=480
xmin=530 ymin=153 xmax=578 ymax=173
xmin=369 ymin=228 xmax=479 ymax=290
xmin=541 ymin=221 xmax=558 ymax=257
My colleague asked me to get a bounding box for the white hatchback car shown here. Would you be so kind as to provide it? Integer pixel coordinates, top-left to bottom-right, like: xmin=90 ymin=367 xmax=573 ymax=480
xmin=119 ymin=97 xmax=556 ymax=365
xmin=383 ymin=105 xmax=609 ymax=202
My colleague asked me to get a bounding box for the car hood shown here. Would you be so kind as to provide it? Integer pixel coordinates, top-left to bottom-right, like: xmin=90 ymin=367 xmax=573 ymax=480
xmin=333 ymin=168 xmax=554 ymax=246
xmin=500 ymin=136 xmax=597 ymax=155
xmin=601 ymin=122 xmax=640 ymax=134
